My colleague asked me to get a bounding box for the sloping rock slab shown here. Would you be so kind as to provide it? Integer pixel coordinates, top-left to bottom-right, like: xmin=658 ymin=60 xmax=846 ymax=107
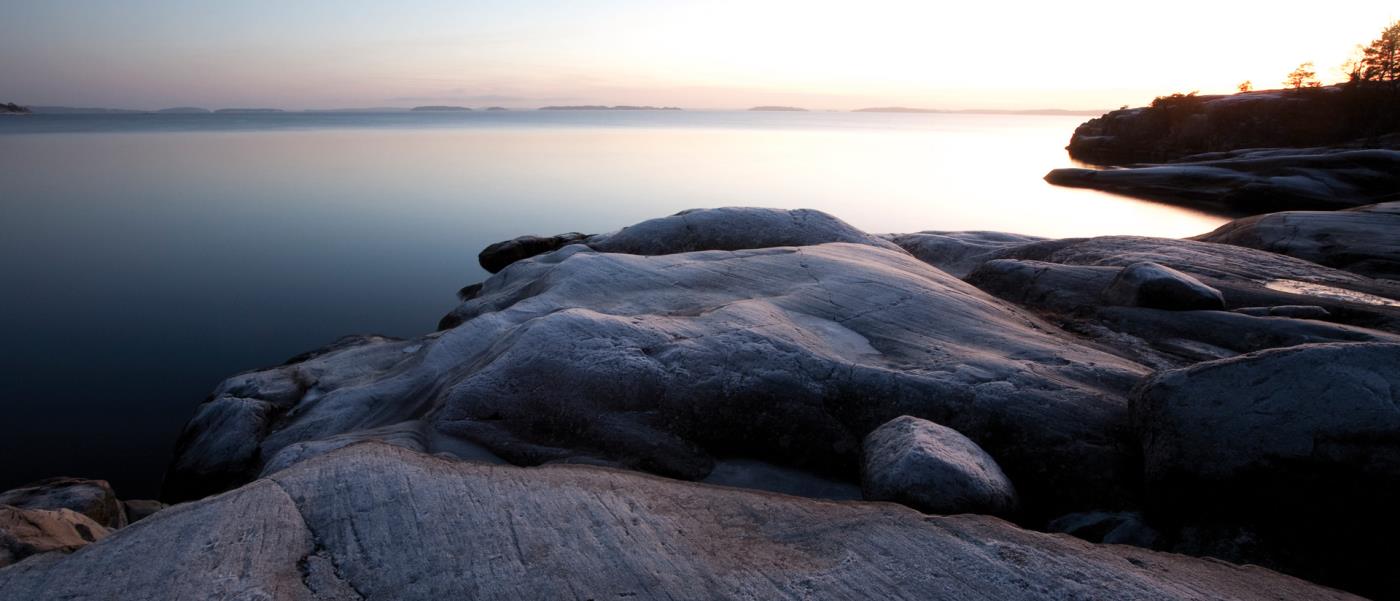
xmin=170 ymin=233 xmax=1149 ymax=520
xmin=1 ymin=444 xmax=1361 ymax=600
xmin=1045 ymin=148 xmax=1400 ymax=213
xmin=1195 ymin=201 xmax=1400 ymax=280
xmin=994 ymin=235 xmax=1400 ymax=333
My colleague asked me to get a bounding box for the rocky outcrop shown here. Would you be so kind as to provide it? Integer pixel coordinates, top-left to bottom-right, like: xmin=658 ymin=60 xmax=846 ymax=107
xmin=861 ymin=416 xmax=1017 ymax=516
xmin=168 ymin=210 xmax=1150 ymax=522
xmin=1046 ymin=148 xmax=1400 ymax=213
xmin=1065 ymin=87 xmax=1400 ymax=165
xmin=1195 ymin=201 xmax=1400 ymax=280
xmin=140 ymin=207 xmax=1400 ymax=597
xmin=0 ymin=478 xmax=126 ymax=529
xmin=0 ymin=477 xmax=160 ymax=568
xmin=0 ymin=507 xmax=109 ymax=569
xmin=1131 ymin=342 xmax=1400 ymax=596
xmin=0 ymin=443 xmax=1362 ymax=600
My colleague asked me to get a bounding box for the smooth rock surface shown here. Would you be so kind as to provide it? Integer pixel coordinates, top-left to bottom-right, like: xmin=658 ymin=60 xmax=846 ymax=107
xmin=1046 ymin=148 xmax=1400 ymax=213
xmin=476 ymin=207 xmax=902 ymax=275
xmin=1133 ymin=342 xmax=1400 ymax=501
xmin=862 ymin=416 xmax=1017 ymax=516
xmin=1130 ymin=342 xmax=1400 ymax=598
xmin=1195 ymin=201 xmax=1400 ymax=280
xmin=882 ymin=230 xmax=1045 ymax=278
xmin=0 ymin=506 xmax=110 ymax=568
xmin=0 ymin=444 xmax=1362 ymax=600
xmin=993 ymin=235 xmax=1400 ymax=333
xmin=170 ymin=229 xmax=1149 ymax=519
xmin=1101 ymin=262 xmax=1225 ymax=311
xmin=0 ymin=478 xmax=126 ymax=529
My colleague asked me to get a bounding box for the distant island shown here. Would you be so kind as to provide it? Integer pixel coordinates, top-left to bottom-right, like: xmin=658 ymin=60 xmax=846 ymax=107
xmin=538 ymin=105 xmax=682 ymax=111
xmin=855 ymin=107 xmax=1108 ymax=116
xmin=411 ymin=105 xmax=472 ymax=112
xmin=484 ymin=107 xmax=509 ymax=111
xmin=213 ymin=108 xmax=285 ymax=114
xmin=749 ymin=106 xmax=808 ymax=111
xmin=156 ymin=107 xmax=211 ymax=114
xmin=28 ymin=106 xmax=145 ymax=114
xmin=1 ymin=102 xmax=30 ymax=114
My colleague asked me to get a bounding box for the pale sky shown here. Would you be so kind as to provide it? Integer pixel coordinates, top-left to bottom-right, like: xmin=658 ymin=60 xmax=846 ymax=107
xmin=1 ymin=1 xmax=1395 ymax=110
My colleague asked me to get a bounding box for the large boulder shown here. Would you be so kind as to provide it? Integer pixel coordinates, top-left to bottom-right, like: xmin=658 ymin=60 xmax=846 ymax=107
xmin=1101 ymin=262 xmax=1225 ymax=311
xmin=1133 ymin=342 xmax=1400 ymax=504
xmin=861 ymin=416 xmax=1017 ymax=516
xmin=0 ymin=506 xmax=110 ymax=568
xmin=0 ymin=478 xmax=125 ymax=529
xmin=167 ymin=211 xmax=1150 ymax=521
xmin=0 ymin=443 xmax=1362 ymax=600
xmin=1131 ymin=342 xmax=1400 ymax=597
xmin=1195 ymin=201 xmax=1400 ymax=281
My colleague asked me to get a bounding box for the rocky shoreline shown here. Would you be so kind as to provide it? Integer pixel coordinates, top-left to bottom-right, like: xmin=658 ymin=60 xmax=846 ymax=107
xmin=1046 ymin=87 xmax=1400 ymax=213
xmin=3 ymin=206 xmax=1397 ymax=599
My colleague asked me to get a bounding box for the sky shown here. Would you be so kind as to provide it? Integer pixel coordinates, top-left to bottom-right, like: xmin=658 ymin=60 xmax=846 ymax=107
xmin=2 ymin=1 xmax=1396 ymax=111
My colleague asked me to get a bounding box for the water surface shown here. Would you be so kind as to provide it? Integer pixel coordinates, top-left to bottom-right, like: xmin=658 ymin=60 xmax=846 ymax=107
xmin=0 ymin=111 xmax=1228 ymax=496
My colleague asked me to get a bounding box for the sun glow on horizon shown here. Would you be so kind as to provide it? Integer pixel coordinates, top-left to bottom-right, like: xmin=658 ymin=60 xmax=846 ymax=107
xmin=1 ymin=1 xmax=1395 ymax=110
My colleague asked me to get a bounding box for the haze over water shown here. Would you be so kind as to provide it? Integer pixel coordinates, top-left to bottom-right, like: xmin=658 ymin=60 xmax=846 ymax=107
xmin=0 ymin=110 xmax=1226 ymax=496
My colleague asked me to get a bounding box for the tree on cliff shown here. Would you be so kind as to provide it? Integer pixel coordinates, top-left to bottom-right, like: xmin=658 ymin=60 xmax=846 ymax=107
xmin=1237 ymin=81 xmax=1253 ymax=93
xmin=1360 ymin=20 xmax=1400 ymax=82
xmin=1284 ymin=62 xmax=1321 ymax=90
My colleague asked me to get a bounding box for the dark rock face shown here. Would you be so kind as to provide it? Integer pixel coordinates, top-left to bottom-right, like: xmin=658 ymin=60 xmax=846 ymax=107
xmin=1195 ymin=201 xmax=1400 ymax=280
xmin=1065 ymin=87 xmax=1400 ymax=165
xmin=1046 ymin=148 xmax=1400 ymax=213
xmin=1101 ymin=262 xmax=1225 ymax=311
xmin=478 ymin=232 xmax=588 ymax=273
xmin=862 ymin=416 xmax=1017 ymax=516
xmin=0 ymin=506 xmax=110 ymax=568
xmin=0 ymin=443 xmax=1362 ymax=600
xmin=1131 ymin=342 xmax=1400 ymax=596
xmin=119 ymin=500 xmax=165 ymax=524
xmin=1047 ymin=511 xmax=1159 ymax=548
xmin=0 ymin=478 xmax=126 ymax=529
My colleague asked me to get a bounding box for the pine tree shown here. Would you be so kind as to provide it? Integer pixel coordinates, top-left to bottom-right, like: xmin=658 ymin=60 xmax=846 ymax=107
xmin=1284 ymin=63 xmax=1320 ymax=90
xmin=1360 ymin=21 xmax=1400 ymax=82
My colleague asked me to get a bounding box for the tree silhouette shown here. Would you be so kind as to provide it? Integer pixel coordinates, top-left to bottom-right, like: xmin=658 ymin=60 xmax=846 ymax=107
xmin=1360 ymin=20 xmax=1400 ymax=82
xmin=1284 ymin=62 xmax=1321 ymax=90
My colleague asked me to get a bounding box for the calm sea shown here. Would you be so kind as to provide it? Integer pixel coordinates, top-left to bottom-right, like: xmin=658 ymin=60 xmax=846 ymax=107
xmin=0 ymin=110 xmax=1228 ymax=497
